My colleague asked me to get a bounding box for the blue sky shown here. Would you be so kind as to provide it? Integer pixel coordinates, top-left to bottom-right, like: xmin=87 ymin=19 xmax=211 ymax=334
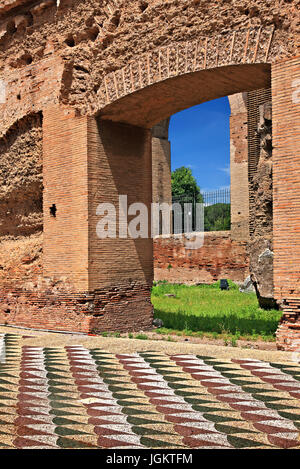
xmin=169 ymin=97 xmax=231 ymax=193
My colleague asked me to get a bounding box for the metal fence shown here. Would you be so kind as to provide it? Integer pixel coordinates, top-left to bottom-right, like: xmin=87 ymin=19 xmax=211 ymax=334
xmin=202 ymin=188 xmax=230 ymax=206
xmin=171 ymin=188 xmax=231 ymax=233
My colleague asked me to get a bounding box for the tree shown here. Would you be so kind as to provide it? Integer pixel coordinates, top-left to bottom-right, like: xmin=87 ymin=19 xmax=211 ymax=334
xmin=171 ymin=167 xmax=231 ymax=232
xmin=171 ymin=166 xmax=203 ymax=202
xmin=204 ymin=203 xmax=231 ymax=231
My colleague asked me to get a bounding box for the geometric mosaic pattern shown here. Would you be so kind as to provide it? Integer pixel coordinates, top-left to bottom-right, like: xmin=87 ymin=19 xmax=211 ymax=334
xmin=0 ymin=333 xmax=299 ymax=449
xmin=171 ymin=355 xmax=300 ymax=449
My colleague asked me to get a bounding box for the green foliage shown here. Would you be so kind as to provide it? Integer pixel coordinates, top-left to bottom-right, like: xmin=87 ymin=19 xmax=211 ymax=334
xmin=171 ymin=167 xmax=203 ymax=202
xmin=171 ymin=167 xmax=231 ymax=232
xmin=231 ymin=336 xmax=238 ymax=347
xmin=204 ymin=203 xmax=231 ymax=231
xmin=151 ymin=282 xmax=281 ymax=338
xmin=135 ymin=334 xmax=149 ymax=340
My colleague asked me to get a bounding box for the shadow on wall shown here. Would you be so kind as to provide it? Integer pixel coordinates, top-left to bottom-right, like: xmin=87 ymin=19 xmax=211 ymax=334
xmin=90 ymin=118 xmax=154 ymax=286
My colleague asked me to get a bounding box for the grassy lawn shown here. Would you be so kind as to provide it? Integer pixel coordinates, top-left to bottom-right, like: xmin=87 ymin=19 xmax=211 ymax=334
xmin=151 ymin=281 xmax=282 ymax=341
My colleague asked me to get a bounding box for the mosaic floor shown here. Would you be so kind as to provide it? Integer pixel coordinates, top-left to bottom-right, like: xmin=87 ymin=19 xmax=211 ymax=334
xmin=0 ymin=332 xmax=300 ymax=449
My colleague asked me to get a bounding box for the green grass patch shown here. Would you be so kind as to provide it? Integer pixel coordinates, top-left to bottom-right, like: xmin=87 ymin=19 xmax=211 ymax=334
xmin=151 ymin=281 xmax=281 ymax=338
xmin=135 ymin=334 xmax=149 ymax=340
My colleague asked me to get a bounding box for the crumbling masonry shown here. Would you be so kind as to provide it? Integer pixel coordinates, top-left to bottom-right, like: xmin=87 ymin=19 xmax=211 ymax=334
xmin=0 ymin=0 xmax=299 ymax=350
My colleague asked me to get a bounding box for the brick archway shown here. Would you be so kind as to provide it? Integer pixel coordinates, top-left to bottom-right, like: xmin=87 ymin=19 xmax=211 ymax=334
xmin=84 ymin=26 xmax=274 ymax=127
xmin=44 ymin=57 xmax=272 ymax=332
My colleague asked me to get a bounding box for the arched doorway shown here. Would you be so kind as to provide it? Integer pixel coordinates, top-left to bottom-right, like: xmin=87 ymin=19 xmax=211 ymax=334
xmin=43 ymin=60 xmax=273 ymax=330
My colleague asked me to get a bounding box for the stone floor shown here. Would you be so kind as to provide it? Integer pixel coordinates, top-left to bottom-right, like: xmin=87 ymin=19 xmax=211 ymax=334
xmin=0 ymin=326 xmax=299 ymax=450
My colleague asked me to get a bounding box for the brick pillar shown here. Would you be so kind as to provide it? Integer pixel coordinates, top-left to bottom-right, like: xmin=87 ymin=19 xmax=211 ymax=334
xmin=151 ymin=119 xmax=172 ymax=205
xmin=272 ymin=57 xmax=300 ymax=351
xmin=43 ymin=108 xmax=153 ymax=333
xmin=43 ymin=107 xmax=89 ymax=291
xmin=87 ymin=119 xmax=154 ymax=332
xmin=229 ymin=93 xmax=250 ymax=241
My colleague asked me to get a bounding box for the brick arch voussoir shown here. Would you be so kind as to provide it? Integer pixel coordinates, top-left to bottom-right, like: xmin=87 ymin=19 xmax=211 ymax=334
xmin=85 ymin=25 xmax=275 ymax=122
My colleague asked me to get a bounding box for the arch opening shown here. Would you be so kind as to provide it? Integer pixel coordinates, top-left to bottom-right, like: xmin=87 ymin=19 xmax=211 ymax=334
xmin=97 ymin=63 xmax=271 ymax=129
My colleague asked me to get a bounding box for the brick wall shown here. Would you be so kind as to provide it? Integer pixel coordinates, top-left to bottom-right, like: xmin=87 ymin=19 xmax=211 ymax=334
xmin=272 ymin=56 xmax=300 ymax=351
xmin=229 ymin=93 xmax=250 ymax=241
xmin=154 ymin=232 xmax=249 ymax=285
xmin=152 ymin=119 xmax=171 ymax=206
xmin=0 ymin=113 xmax=43 ymax=237
xmin=0 ymin=56 xmax=64 ymax=138
xmin=43 ymin=106 xmax=90 ymax=291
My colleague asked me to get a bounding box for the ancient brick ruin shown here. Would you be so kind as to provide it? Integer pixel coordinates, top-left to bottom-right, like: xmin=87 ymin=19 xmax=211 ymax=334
xmin=154 ymin=232 xmax=250 ymax=285
xmin=0 ymin=1 xmax=299 ymax=350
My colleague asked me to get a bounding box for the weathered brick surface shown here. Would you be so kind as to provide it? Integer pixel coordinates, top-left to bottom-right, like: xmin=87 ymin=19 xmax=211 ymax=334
xmin=87 ymin=118 xmax=153 ymax=292
xmin=154 ymin=232 xmax=249 ymax=285
xmin=0 ymin=234 xmax=152 ymax=333
xmin=0 ymin=113 xmax=42 ymax=237
xmin=1 ymin=2 xmax=297 ymax=132
xmin=152 ymin=119 xmax=171 ymax=206
xmin=272 ymin=56 xmax=300 ymax=351
xmin=0 ymin=1 xmax=299 ymax=347
xmin=0 ymin=57 xmax=65 ymax=138
xmin=248 ymin=98 xmax=275 ymax=308
xmin=0 ymin=281 xmax=153 ymax=333
xmin=42 ymin=107 xmax=154 ymax=331
xmin=0 ymin=106 xmax=154 ymax=334
xmin=43 ymin=106 xmax=90 ymax=292
xmin=229 ymin=93 xmax=250 ymax=242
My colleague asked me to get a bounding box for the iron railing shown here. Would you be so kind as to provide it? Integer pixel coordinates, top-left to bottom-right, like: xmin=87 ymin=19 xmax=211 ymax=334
xmin=171 ymin=189 xmax=231 ymax=233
